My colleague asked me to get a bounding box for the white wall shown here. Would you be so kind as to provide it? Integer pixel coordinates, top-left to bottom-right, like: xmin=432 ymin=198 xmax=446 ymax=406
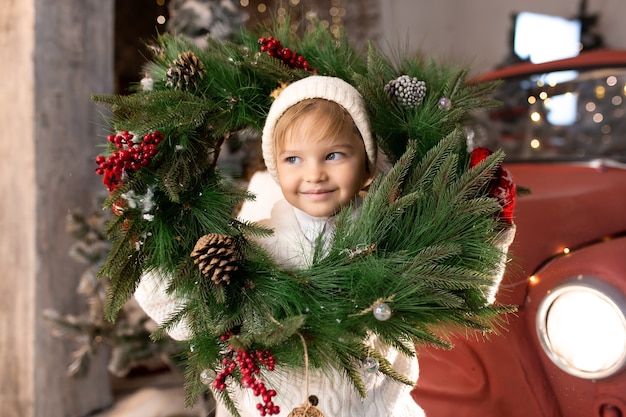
xmin=380 ymin=0 xmax=626 ymax=75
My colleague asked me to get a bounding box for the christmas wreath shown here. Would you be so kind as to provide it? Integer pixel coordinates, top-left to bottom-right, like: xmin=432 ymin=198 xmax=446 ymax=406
xmin=93 ymin=19 xmax=515 ymax=416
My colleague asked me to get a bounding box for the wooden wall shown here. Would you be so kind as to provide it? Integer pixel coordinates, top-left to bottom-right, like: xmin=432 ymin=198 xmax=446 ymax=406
xmin=0 ymin=0 xmax=115 ymax=415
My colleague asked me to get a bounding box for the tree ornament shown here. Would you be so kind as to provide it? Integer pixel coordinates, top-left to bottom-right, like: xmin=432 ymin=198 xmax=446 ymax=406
xmin=469 ymin=147 xmax=517 ymax=224
xmin=191 ymin=233 xmax=239 ymax=285
xmin=287 ymin=397 xmax=325 ymax=417
xmin=384 ymin=75 xmax=427 ymax=107
xmin=363 ymin=357 xmax=379 ymax=373
xmin=200 ymin=368 xmax=215 ymax=385
xmin=437 ymin=97 xmax=452 ymax=111
xmin=165 ymin=51 xmax=206 ymax=90
xmin=373 ymin=303 xmax=392 ymax=321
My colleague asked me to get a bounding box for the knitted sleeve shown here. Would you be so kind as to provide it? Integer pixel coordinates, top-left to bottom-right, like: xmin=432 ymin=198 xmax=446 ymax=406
xmin=484 ymin=224 xmax=517 ymax=304
xmin=134 ymin=269 xmax=192 ymax=341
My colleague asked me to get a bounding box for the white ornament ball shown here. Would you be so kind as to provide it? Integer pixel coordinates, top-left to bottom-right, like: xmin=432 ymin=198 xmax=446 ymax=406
xmin=363 ymin=357 xmax=379 ymax=372
xmin=373 ymin=302 xmax=392 ymax=321
xmin=438 ymin=97 xmax=452 ymax=111
xmin=200 ymin=369 xmax=215 ymax=385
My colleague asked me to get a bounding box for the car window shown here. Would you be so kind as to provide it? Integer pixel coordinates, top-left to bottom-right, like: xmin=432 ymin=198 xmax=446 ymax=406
xmin=471 ymin=67 xmax=626 ymax=163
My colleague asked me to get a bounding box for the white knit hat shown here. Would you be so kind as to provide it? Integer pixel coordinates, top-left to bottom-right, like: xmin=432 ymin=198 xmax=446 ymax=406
xmin=262 ymin=76 xmax=377 ymax=182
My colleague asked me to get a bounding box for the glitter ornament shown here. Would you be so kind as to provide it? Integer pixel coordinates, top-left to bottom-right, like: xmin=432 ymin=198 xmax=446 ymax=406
xmin=438 ymin=97 xmax=452 ymax=111
xmin=373 ymin=303 xmax=392 ymax=321
xmin=469 ymin=147 xmax=517 ymax=224
xmin=384 ymin=75 xmax=427 ymax=107
xmin=363 ymin=357 xmax=379 ymax=373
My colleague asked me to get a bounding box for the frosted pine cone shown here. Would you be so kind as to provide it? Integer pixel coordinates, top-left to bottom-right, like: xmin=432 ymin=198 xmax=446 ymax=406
xmin=191 ymin=233 xmax=239 ymax=285
xmin=384 ymin=75 xmax=427 ymax=107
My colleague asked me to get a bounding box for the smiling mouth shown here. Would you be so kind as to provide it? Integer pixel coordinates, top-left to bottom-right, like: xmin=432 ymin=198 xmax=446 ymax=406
xmin=302 ymin=189 xmax=334 ymax=199
xmin=304 ymin=189 xmax=330 ymax=194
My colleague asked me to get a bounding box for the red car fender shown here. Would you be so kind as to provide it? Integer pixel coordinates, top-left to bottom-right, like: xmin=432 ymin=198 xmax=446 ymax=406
xmin=524 ymin=235 xmax=626 ymax=417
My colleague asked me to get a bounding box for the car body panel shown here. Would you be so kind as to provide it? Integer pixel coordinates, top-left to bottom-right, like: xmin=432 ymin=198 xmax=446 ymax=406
xmin=411 ymin=50 xmax=626 ymax=417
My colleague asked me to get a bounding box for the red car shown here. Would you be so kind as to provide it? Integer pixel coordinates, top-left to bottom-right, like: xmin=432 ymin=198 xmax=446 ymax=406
xmin=411 ymin=50 xmax=626 ymax=417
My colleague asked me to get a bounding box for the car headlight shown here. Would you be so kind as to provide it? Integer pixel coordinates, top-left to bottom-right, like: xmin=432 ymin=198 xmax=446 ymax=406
xmin=536 ymin=276 xmax=626 ymax=379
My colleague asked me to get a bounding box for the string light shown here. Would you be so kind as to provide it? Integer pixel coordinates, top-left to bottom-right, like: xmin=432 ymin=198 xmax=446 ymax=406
xmin=238 ymin=0 xmax=347 ymax=34
xmin=530 ymin=112 xmax=541 ymax=122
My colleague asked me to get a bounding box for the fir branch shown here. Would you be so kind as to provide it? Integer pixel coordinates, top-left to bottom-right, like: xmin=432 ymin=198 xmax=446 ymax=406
xmin=333 ymin=347 xmax=367 ymax=398
xmin=404 ymin=131 xmax=460 ymax=193
xmin=367 ymin=349 xmax=415 ymax=386
xmin=430 ymin=150 xmax=459 ymax=201
xmin=103 ymin=250 xmax=142 ymax=321
xmin=339 ymin=142 xmax=416 ymax=247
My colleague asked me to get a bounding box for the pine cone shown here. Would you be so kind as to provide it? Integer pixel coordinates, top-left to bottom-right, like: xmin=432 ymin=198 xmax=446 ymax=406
xmin=191 ymin=233 xmax=239 ymax=285
xmin=165 ymin=51 xmax=205 ymax=90
xmin=384 ymin=75 xmax=427 ymax=107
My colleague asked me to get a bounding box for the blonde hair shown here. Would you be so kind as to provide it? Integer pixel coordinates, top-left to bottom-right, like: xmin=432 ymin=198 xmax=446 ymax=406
xmin=262 ymin=76 xmax=377 ymax=182
xmin=274 ymin=98 xmax=363 ymax=154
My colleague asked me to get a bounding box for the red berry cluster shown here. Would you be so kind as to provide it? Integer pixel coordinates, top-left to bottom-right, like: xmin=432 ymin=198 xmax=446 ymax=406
xmin=213 ymin=332 xmax=279 ymax=416
xmin=469 ymin=147 xmax=516 ymax=224
xmin=95 ymin=130 xmax=164 ymax=191
xmin=258 ymin=36 xmax=317 ymax=73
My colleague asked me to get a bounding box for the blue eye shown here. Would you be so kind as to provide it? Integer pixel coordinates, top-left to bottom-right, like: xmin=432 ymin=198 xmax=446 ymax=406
xmin=286 ymin=156 xmax=300 ymax=164
xmin=326 ymin=152 xmax=344 ymax=161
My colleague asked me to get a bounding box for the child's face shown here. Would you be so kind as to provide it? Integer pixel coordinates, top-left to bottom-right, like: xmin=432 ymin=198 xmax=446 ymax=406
xmin=275 ymin=111 xmax=372 ymax=217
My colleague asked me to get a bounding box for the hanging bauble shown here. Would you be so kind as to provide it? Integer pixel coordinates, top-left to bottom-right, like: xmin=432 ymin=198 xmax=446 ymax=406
xmin=373 ymin=303 xmax=392 ymax=321
xmin=363 ymin=357 xmax=379 ymax=373
xmin=438 ymin=97 xmax=452 ymax=111
xmin=200 ymin=369 xmax=215 ymax=385
xmin=384 ymin=75 xmax=427 ymax=107
xmin=287 ymin=396 xmax=325 ymax=417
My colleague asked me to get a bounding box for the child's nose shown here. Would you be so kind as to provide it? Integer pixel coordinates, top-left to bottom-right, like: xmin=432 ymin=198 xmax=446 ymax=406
xmin=305 ymin=162 xmax=326 ymax=182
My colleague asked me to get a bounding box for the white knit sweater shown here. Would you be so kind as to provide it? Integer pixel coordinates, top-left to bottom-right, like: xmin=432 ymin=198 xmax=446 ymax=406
xmin=134 ymin=198 xmax=515 ymax=417
xmin=135 ymin=199 xmax=424 ymax=417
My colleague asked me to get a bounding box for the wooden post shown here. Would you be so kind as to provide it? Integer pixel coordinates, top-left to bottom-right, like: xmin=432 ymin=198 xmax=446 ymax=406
xmin=0 ymin=0 xmax=115 ymax=416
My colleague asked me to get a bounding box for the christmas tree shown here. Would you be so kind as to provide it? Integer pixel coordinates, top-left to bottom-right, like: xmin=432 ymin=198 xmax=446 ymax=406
xmin=44 ymin=200 xmax=181 ymax=379
xmin=92 ymin=17 xmax=515 ymax=417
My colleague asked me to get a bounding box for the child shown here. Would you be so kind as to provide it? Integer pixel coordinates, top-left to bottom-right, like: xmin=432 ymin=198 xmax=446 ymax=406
xmin=135 ymin=76 xmax=429 ymax=416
